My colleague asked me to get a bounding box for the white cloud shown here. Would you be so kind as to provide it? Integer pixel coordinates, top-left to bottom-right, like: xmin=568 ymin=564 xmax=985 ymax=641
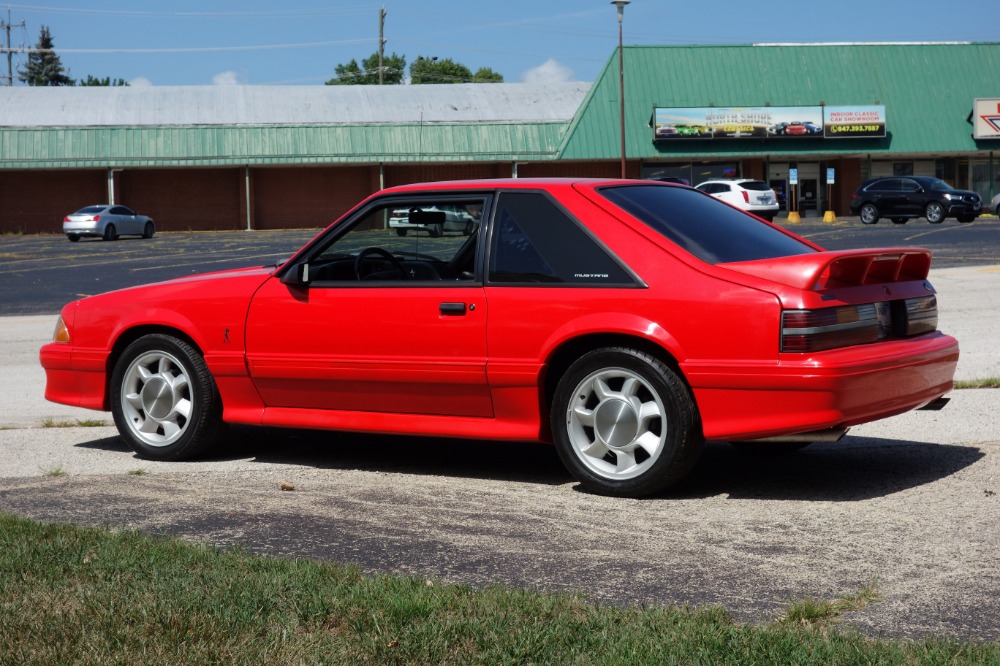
xmin=521 ymin=58 xmax=575 ymax=84
xmin=212 ymin=71 xmax=242 ymax=86
xmin=129 ymin=77 xmax=153 ymax=87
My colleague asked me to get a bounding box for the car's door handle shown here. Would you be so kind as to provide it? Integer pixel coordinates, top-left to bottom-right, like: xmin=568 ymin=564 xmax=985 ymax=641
xmin=439 ymin=302 xmax=467 ymax=316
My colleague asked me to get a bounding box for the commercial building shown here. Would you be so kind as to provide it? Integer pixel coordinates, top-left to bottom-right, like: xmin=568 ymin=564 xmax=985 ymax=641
xmin=1 ymin=42 xmax=998 ymax=234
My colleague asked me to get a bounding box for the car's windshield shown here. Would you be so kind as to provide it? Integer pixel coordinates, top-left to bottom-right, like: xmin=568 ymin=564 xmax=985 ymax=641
xmin=600 ymin=185 xmax=814 ymax=264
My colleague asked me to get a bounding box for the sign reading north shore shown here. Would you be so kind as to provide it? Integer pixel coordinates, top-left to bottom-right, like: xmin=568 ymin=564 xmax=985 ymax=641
xmin=652 ymin=105 xmax=886 ymax=141
xmin=974 ymin=99 xmax=1000 ymax=139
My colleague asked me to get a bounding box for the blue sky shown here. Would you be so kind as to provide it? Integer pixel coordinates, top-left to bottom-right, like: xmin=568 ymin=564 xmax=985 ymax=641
xmin=4 ymin=0 xmax=996 ymax=86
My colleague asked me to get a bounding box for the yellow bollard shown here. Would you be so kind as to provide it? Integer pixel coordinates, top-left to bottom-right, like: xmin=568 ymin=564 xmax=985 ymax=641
xmin=823 ymin=210 xmax=837 ymax=223
xmin=786 ymin=211 xmax=801 ymax=223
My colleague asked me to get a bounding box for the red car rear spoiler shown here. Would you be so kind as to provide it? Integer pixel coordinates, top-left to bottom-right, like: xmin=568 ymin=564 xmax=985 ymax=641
xmin=723 ymin=248 xmax=932 ymax=290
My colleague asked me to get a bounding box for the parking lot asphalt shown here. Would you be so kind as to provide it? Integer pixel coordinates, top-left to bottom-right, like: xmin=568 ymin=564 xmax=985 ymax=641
xmin=1 ymin=223 xmax=998 ymax=641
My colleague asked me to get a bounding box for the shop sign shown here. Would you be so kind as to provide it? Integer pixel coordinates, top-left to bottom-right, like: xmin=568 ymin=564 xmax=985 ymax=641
xmin=822 ymin=105 xmax=887 ymax=139
xmin=974 ymin=99 xmax=1000 ymax=139
xmin=652 ymin=105 xmax=886 ymax=141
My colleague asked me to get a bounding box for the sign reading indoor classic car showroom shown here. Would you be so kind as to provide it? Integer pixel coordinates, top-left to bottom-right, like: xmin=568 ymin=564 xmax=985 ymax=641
xmin=652 ymin=105 xmax=887 ymax=141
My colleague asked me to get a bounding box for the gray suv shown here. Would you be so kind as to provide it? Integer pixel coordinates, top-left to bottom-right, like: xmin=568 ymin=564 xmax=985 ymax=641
xmin=849 ymin=176 xmax=981 ymax=224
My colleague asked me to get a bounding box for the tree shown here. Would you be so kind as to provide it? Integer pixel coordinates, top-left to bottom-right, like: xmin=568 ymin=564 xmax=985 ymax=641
xmin=18 ymin=25 xmax=74 ymax=86
xmin=77 ymin=75 xmax=129 ymax=87
xmin=326 ymin=52 xmax=406 ymax=85
xmin=472 ymin=67 xmax=504 ymax=83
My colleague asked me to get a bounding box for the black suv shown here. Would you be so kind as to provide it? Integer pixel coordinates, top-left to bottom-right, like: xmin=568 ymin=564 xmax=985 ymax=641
xmin=849 ymin=176 xmax=981 ymax=224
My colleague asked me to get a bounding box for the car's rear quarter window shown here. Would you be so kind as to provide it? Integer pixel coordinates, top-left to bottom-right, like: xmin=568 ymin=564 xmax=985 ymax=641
xmin=600 ymin=185 xmax=815 ymax=264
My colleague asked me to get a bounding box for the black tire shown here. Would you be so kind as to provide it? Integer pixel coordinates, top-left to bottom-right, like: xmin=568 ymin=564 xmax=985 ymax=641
xmin=859 ymin=204 xmax=879 ymax=225
xmin=891 ymin=218 xmax=908 ymax=225
xmin=957 ymin=215 xmax=975 ymax=224
xmin=925 ymin=202 xmax=946 ymax=224
xmin=463 ymin=221 xmax=474 ymax=236
xmin=142 ymin=221 xmax=155 ymax=239
xmin=110 ymin=334 xmax=223 ymax=461
xmin=729 ymin=441 xmax=812 ymax=455
xmin=430 ymin=223 xmax=443 ymax=238
xmin=102 ymin=224 xmax=117 ymax=241
xmin=550 ymin=347 xmax=702 ymax=497
xmin=67 ymin=234 xmax=80 ymax=242
xmin=395 ymin=228 xmax=407 ymax=237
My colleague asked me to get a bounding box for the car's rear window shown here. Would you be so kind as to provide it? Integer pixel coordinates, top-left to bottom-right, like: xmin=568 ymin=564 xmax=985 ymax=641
xmin=600 ymin=185 xmax=815 ymax=264
xmin=739 ymin=180 xmax=770 ymax=191
xmin=74 ymin=206 xmax=105 ymax=214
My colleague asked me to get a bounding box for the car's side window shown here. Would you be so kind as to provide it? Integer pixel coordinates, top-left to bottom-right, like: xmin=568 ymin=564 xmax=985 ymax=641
xmin=899 ymin=179 xmax=920 ymax=192
xmin=304 ymin=197 xmax=485 ymax=284
xmin=487 ymin=191 xmax=635 ymax=286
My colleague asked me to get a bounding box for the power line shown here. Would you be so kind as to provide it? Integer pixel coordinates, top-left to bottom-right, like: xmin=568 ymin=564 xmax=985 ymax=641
xmin=3 ymin=4 xmax=370 ymax=19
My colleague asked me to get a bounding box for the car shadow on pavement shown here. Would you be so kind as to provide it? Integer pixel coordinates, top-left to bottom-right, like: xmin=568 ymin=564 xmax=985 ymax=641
xmin=674 ymin=436 xmax=985 ymax=501
xmin=216 ymin=425 xmax=571 ymax=487
xmin=72 ymin=428 xmax=985 ymax=501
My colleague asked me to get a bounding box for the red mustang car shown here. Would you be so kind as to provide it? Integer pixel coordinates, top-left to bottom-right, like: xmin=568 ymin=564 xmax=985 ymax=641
xmin=40 ymin=179 xmax=958 ymax=497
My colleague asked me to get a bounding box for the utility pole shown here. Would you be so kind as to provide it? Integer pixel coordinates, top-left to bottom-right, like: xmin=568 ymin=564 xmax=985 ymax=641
xmin=377 ymin=5 xmax=386 ymax=85
xmin=1 ymin=8 xmax=26 ymax=86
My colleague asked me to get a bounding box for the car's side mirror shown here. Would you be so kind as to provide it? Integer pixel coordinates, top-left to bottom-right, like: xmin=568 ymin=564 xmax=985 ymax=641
xmin=281 ymin=262 xmax=311 ymax=286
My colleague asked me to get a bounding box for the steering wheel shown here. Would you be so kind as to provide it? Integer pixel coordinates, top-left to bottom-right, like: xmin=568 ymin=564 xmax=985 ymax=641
xmin=354 ymin=247 xmax=407 ymax=280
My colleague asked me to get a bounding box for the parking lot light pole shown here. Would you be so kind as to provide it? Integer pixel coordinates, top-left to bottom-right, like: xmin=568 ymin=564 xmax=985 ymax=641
xmin=612 ymin=0 xmax=629 ymax=179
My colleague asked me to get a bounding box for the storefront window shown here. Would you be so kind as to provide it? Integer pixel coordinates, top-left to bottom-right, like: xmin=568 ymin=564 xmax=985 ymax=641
xmin=641 ymin=162 xmax=739 ymax=186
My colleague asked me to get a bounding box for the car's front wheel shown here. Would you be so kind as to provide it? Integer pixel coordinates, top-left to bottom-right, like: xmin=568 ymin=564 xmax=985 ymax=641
xmin=957 ymin=215 xmax=975 ymax=223
xmin=925 ymin=202 xmax=946 ymax=224
xmin=111 ymin=334 xmax=223 ymax=461
xmin=859 ymin=204 xmax=880 ymax=225
xmin=550 ymin=347 xmax=702 ymax=497
xmin=142 ymin=221 xmax=155 ymax=239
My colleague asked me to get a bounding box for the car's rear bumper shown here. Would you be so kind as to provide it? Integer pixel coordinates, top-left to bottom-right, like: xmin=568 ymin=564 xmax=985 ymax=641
xmin=684 ymin=331 xmax=959 ymax=441
xmin=63 ymin=221 xmax=102 ymax=235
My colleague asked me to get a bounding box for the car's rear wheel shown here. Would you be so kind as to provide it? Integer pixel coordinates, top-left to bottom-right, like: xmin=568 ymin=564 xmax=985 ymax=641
xmin=102 ymin=223 xmax=117 ymax=241
xmin=957 ymin=215 xmax=975 ymax=223
xmin=430 ymin=223 xmax=444 ymax=238
xmin=111 ymin=334 xmax=223 ymax=461
xmin=142 ymin=221 xmax=155 ymax=239
xmin=395 ymin=228 xmax=407 ymax=237
xmin=550 ymin=347 xmax=702 ymax=497
xmin=925 ymin=202 xmax=946 ymax=224
xmin=891 ymin=218 xmax=907 ymax=224
xmin=67 ymin=234 xmax=80 ymax=242
xmin=859 ymin=204 xmax=879 ymax=225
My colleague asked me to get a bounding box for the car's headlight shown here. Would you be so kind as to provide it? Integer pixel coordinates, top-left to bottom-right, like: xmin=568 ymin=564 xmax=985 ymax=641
xmin=52 ymin=316 xmax=70 ymax=343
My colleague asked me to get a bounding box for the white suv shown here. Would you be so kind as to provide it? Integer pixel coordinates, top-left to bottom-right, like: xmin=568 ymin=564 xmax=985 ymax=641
xmin=694 ymin=179 xmax=779 ymax=221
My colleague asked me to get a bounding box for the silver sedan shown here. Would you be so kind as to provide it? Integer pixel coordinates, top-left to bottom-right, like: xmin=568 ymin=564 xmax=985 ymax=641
xmin=63 ymin=205 xmax=155 ymax=242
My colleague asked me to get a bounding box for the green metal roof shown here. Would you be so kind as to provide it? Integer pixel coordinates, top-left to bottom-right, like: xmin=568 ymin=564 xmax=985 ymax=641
xmin=0 ymin=121 xmax=570 ymax=169
xmin=558 ymin=43 xmax=1000 ymax=160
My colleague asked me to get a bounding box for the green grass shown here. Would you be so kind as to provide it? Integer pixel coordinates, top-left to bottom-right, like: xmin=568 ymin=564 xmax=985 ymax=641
xmin=40 ymin=417 xmax=110 ymax=428
xmin=954 ymin=377 xmax=1000 ymax=389
xmin=0 ymin=516 xmax=996 ymax=665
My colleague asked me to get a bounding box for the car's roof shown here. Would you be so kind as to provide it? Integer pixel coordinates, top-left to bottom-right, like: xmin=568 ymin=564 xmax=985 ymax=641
xmin=381 ymin=177 xmax=652 ymax=194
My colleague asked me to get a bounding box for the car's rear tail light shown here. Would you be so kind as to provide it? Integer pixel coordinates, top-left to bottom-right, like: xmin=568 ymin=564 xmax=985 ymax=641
xmin=781 ymin=304 xmax=881 ymax=352
xmin=782 ymin=296 xmax=938 ymax=353
xmin=92 ymin=215 xmax=100 ymax=221
xmin=900 ymin=295 xmax=937 ymax=336
xmin=63 ymin=216 xmax=69 ymax=222
xmin=741 ymin=191 xmax=750 ymax=203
